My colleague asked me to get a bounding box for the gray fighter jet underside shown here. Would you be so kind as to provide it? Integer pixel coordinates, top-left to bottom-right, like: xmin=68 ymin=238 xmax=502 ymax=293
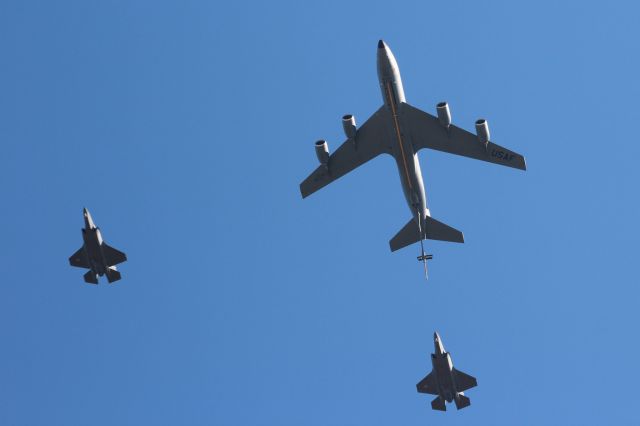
xmin=69 ymin=208 xmax=127 ymax=284
xmin=417 ymin=332 xmax=477 ymax=411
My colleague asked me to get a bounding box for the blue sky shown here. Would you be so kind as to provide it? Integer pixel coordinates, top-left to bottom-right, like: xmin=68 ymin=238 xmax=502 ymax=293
xmin=1 ymin=1 xmax=639 ymax=424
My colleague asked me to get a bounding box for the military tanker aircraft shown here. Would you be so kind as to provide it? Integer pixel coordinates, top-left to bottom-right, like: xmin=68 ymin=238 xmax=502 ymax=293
xmin=300 ymin=40 xmax=526 ymax=276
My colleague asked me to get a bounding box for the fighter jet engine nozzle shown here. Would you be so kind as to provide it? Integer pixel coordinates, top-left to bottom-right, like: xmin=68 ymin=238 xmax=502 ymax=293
xmin=475 ymin=119 xmax=490 ymax=146
xmin=436 ymin=102 xmax=451 ymax=128
xmin=342 ymin=114 xmax=357 ymax=139
xmin=315 ymin=140 xmax=330 ymax=167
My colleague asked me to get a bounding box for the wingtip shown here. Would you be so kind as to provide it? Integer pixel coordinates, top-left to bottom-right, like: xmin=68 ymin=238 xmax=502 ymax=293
xmin=299 ymin=184 xmax=309 ymax=199
xmin=460 ymin=232 xmax=465 ymax=243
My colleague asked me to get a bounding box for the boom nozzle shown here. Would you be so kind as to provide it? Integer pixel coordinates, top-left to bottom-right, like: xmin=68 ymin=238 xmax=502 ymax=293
xmin=415 ymin=212 xmax=432 ymax=279
xmin=418 ymin=250 xmax=432 ymax=280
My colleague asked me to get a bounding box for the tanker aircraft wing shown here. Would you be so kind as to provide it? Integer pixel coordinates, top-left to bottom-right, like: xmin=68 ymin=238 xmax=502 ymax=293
xmin=300 ymin=106 xmax=391 ymax=199
xmin=400 ymin=102 xmax=526 ymax=170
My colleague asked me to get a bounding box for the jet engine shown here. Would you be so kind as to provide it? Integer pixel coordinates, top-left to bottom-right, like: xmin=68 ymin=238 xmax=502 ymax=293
xmin=475 ymin=119 xmax=490 ymax=146
xmin=342 ymin=114 xmax=357 ymax=139
xmin=315 ymin=140 xmax=329 ymax=167
xmin=436 ymin=102 xmax=451 ymax=128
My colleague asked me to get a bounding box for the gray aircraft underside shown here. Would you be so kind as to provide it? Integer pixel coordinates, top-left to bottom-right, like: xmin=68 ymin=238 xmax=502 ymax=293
xmin=417 ymin=332 xmax=477 ymax=411
xmin=300 ymin=40 xmax=526 ymax=254
xmin=68 ymin=208 xmax=127 ymax=284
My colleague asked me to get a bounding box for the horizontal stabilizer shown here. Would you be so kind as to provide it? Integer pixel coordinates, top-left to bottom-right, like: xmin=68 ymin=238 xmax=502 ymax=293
xmin=389 ymin=216 xmax=464 ymax=252
xmin=390 ymin=218 xmax=420 ymax=252
xmin=455 ymin=393 xmax=471 ymax=410
xmin=431 ymin=396 xmax=446 ymax=411
xmin=83 ymin=271 xmax=98 ymax=285
xmin=424 ymin=216 xmax=464 ymax=244
xmin=106 ymin=267 xmax=121 ymax=284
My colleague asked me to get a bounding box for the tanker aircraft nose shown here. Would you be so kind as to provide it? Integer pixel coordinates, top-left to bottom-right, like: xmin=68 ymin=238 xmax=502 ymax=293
xmin=376 ymin=39 xmax=393 ymax=75
xmin=376 ymin=40 xmax=405 ymax=102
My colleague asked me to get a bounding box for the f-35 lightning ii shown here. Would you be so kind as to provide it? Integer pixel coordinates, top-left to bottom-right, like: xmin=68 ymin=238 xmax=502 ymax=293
xmin=68 ymin=208 xmax=127 ymax=284
xmin=417 ymin=332 xmax=478 ymax=411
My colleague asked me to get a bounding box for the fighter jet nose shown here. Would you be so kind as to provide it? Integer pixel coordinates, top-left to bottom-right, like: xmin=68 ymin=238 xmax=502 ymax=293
xmin=378 ymin=39 xmax=386 ymax=49
xmin=83 ymin=207 xmax=88 ymax=215
xmin=433 ymin=332 xmax=445 ymax=355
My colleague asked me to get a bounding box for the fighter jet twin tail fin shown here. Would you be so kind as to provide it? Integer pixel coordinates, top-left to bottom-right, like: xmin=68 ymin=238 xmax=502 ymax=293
xmin=455 ymin=393 xmax=471 ymax=410
xmin=431 ymin=393 xmax=470 ymax=411
xmin=83 ymin=271 xmax=99 ymax=285
xmin=83 ymin=267 xmax=121 ymax=285
xmin=431 ymin=396 xmax=446 ymax=411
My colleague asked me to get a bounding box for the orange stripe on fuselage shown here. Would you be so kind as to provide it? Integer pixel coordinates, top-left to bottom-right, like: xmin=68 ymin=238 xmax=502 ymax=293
xmin=385 ymin=81 xmax=413 ymax=190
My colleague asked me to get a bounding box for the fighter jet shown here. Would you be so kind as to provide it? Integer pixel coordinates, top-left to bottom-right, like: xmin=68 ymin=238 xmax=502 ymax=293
xmin=68 ymin=208 xmax=127 ymax=284
xmin=299 ymin=40 xmax=526 ymax=275
xmin=416 ymin=332 xmax=477 ymax=411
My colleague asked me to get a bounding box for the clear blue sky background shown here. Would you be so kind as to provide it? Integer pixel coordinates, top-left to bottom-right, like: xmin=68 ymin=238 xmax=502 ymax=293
xmin=1 ymin=1 xmax=639 ymax=425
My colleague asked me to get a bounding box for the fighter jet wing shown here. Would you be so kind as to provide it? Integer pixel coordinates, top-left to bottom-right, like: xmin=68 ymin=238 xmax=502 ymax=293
xmin=400 ymin=102 xmax=526 ymax=170
xmin=102 ymin=244 xmax=127 ymax=266
xmin=452 ymin=368 xmax=477 ymax=392
xmin=416 ymin=371 xmax=438 ymax=395
xmin=300 ymin=105 xmax=392 ymax=198
xmin=69 ymin=247 xmax=89 ymax=268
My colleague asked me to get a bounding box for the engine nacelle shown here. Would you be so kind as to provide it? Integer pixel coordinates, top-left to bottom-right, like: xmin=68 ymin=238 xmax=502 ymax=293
xmin=342 ymin=114 xmax=357 ymax=139
xmin=315 ymin=140 xmax=329 ymax=167
xmin=475 ymin=119 xmax=490 ymax=146
xmin=436 ymin=102 xmax=451 ymax=128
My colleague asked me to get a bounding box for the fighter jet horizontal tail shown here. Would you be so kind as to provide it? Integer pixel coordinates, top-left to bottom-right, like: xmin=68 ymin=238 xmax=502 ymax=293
xmin=105 ymin=267 xmax=121 ymax=283
xmin=454 ymin=393 xmax=471 ymax=410
xmin=431 ymin=396 xmax=446 ymax=411
xmin=84 ymin=271 xmax=98 ymax=285
xmin=389 ymin=216 xmax=464 ymax=252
